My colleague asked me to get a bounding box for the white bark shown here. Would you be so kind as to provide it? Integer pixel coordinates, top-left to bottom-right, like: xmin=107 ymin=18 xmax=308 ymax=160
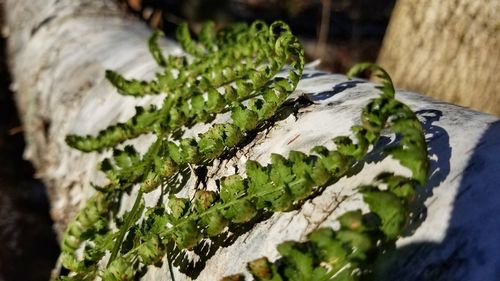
xmin=5 ymin=0 xmax=500 ymax=280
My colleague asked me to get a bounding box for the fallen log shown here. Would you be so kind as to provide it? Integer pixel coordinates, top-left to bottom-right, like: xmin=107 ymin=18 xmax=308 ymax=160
xmin=5 ymin=0 xmax=500 ymax=280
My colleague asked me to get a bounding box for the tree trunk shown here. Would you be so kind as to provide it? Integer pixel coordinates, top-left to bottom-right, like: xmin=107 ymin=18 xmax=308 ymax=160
xmin=5 ymin=0 xmax=500 ymax=280
xmin=377 ymin=0 xmax=500 ymax=116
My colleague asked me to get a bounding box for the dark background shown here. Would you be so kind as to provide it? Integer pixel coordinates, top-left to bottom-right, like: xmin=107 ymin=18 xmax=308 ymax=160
xmin=0 ymin=10 xmax=59 ymax=281
xmin=122 ymin=0 xmax=395 ymax=72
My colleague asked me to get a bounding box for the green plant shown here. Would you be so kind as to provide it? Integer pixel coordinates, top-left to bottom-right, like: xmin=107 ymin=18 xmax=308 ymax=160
xmin=221 ymin=64 xmax=428 ymax=281
xmin=56 ymin=20 xmax=428 ymax=281
xmin=58 ymin=20 xmax=304 ymax=281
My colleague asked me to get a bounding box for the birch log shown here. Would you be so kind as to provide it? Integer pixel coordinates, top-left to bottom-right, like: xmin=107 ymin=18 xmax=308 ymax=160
xmin=5 ymin=0 xmax=500 ymax=280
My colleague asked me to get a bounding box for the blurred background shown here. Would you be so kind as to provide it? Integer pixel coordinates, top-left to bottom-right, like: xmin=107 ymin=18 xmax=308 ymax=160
xmin=0 ymin=4 xmax=60 ymax=281
xmin=120 ymin=0 xmax=396 ymax=73
xmin=0 ymin=0 xmax=497 ymax=280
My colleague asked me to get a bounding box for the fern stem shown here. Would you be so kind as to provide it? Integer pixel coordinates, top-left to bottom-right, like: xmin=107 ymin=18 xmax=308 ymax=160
xmin=107 ymin=190 xmax=144 ymax=267
xmin=166 ymin=247 xmax=176 ymax=281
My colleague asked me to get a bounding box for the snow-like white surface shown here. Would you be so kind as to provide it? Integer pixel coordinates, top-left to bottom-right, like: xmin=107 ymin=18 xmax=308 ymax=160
xmin=6 ymin=1 xmax=500 ymax=280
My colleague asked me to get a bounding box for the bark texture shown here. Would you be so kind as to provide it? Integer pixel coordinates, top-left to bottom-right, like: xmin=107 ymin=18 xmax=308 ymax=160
xmin=4 ymin=0 xmax=181 ymax=235
xmin=5 ymin=0 xmax=500 ymax=280
xmin=378 ymin=0 xmax=500 ymax=116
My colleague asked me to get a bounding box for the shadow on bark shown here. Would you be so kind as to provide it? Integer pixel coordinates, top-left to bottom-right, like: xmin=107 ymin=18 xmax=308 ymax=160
xmin=152 ymin=87 xmax=446 ymax=280
xmin=372 ymin=120 xmax=500 ymax=281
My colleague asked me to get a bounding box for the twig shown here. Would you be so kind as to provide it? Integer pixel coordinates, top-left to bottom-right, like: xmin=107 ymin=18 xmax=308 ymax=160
xmin=316 ymin=0 xmax=331 ymax=59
